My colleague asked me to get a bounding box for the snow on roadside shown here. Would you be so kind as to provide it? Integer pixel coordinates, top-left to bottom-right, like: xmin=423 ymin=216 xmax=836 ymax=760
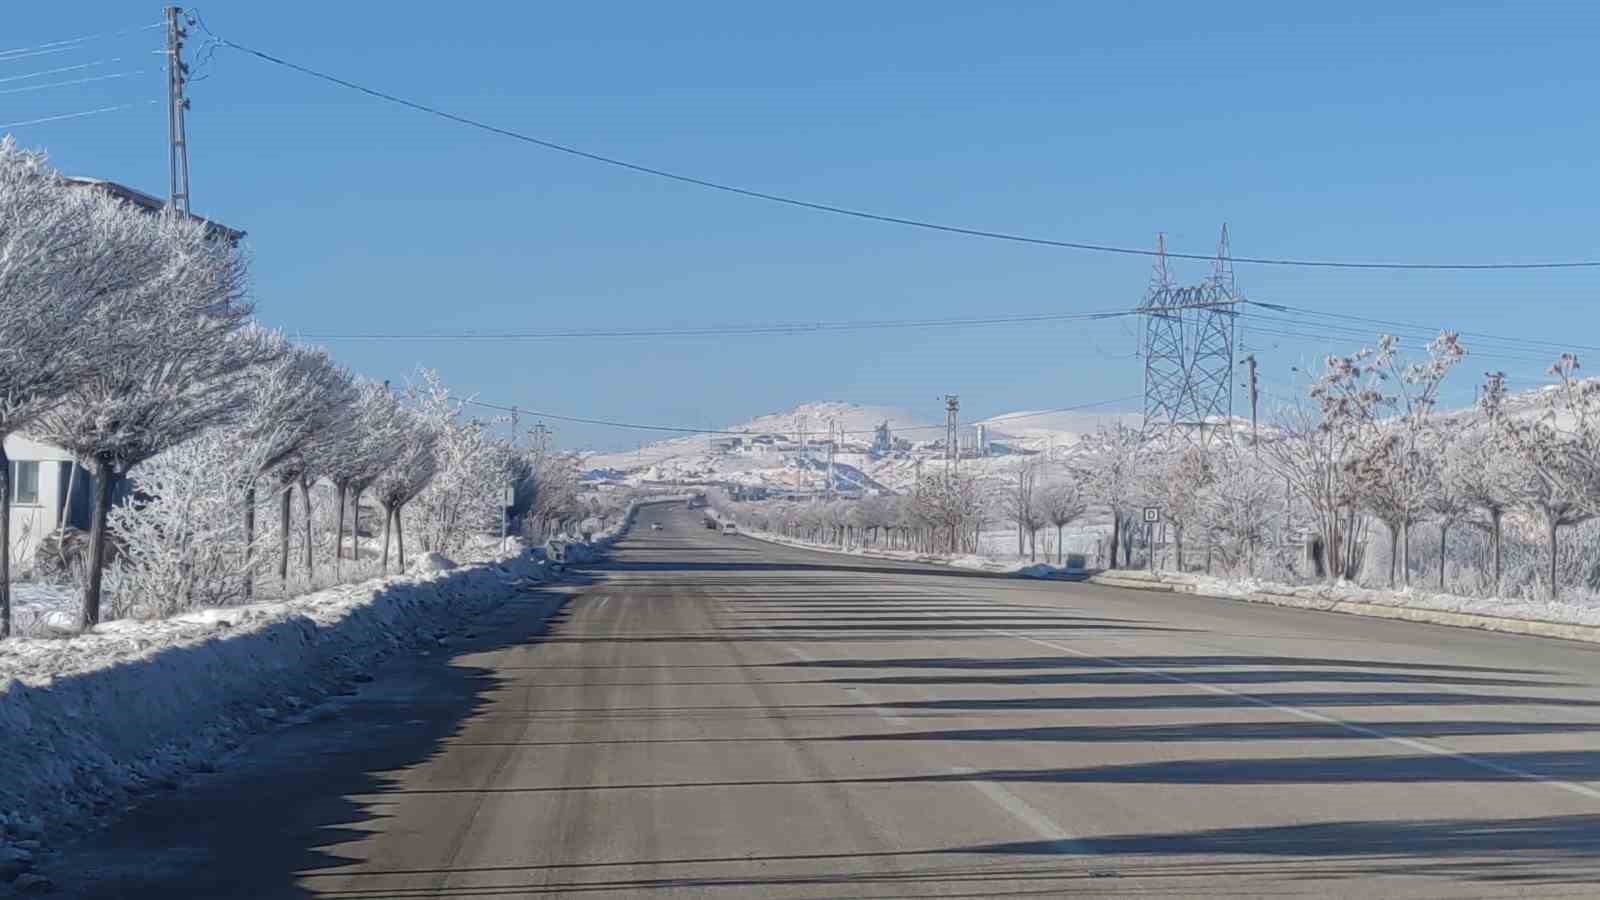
xmin=9 ymin=583 xmax=77 ymax=639
xmin=0 ymin=548 xmax=560 ymax=864
xmin=1175 ymin=572 xmax=1600 ymax=629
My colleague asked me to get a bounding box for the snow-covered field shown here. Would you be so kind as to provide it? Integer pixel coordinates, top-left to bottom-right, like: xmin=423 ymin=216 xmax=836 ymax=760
xmin=0 ymin=547 xmax=572 ymax=879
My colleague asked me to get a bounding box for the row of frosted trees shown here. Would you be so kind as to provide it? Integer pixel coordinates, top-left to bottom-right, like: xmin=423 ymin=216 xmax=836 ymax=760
xmin=0 ymin=139 xmax=585 ymax=637
xmin=726 ymin=330 xmax=1600 ymax=601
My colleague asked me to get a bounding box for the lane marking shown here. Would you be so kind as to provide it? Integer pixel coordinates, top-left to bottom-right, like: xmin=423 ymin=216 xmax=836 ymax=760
xmin=921 ymin=608 xmax=1600 ymax=803
xmin=952 ymin=766 xmax=1092 ymax=854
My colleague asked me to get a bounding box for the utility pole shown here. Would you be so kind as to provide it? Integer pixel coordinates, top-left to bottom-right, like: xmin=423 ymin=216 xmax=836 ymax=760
xmin=1243 ymin=354 xmax=1259 ymax=454
xmin=826 ymin=419 xmax=836 ymax=501
xmin=944 ymin=395 xmax=960 ymax=474
xmin=164 ymin=6 xmax=191 ymax=213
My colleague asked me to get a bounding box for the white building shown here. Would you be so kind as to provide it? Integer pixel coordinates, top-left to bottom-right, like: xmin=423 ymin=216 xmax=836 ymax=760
xmin=5 ymin=433 xmax=95 ymax=563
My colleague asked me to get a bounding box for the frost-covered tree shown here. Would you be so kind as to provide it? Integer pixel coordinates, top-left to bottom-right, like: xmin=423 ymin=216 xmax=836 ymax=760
xmin=228 ymin=331 xmax=356 ymax=592
xmin=1081 ymin=423 xmax=1144 ymax=569
xmin=1001 ymin=459 xmax=1041 ymax=560
xmin=372 ymin=412 xmax=439 ymax=572
xmin=404 ymin=369 xmax=515 ymax=558
xmin=1202 ymin=447 xmax=1279 ymax=576
xmin=1040 ymin=475 xmax=1087 ymax=566
xmin=0 ymin=140 xmax=150 ymax=635
xmin=526 ymin=454 xmax=582 ymax=540
xmin=1424 ymin=427 xmax=1473 ymax=591
xmin=31 ymin=211 xmax=267 ymax=627
xmin=1451 ymin=376 xmax=1520 ymax=591
xmin=324 ymin=380 xmax=407 ymax=576
xmin=1315 ymin=333 xmax=1463 ymax=587
xmin=1141 ymin=446 xmax=1210 ymax=571
xmin=109 ymin=429 xmax=274 ymax=615
xmin=1496 ymin=354 xmax=1600 ymax=600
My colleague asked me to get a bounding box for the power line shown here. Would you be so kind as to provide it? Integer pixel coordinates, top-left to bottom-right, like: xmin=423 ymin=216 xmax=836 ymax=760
xmin=1246 ymin=300 xmax=1600 ymax=356
xmin=463 ymin=395 xmax=1139 ymax=438
xmin=0 ymin=23 xmax=162 ymax=61
xmin=208 ymin=33 xmax=1600 ymax=272
xmin=300 ymin=308 xmax=1136 ymax=341
xmin=0 ymin=59 xmax=121 ymax=85
xmin=0 ymin=70 xmax=144 ymax=96
xmin=0 ymin=100 xmax=156 ymax=131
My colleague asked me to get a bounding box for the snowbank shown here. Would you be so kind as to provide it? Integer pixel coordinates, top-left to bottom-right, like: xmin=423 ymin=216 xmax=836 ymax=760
xmin=409 ymin=551 xmax=458 ymax=573
xmin=1184 ymin=573 xmax=1600 ymax=629
xmin=0 ymin=549 xmax=556 ymax=858
xmin=1087 ymin=570 xmax=1600 ymax=643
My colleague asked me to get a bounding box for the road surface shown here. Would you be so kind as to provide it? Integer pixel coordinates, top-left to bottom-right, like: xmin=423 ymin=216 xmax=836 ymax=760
xmin=48 ymin=504 xmax=1600 ymax=897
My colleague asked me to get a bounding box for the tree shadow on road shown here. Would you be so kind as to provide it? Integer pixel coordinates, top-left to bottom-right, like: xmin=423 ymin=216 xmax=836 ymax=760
xmin=48 ymin=583 xmax=581 ymax=900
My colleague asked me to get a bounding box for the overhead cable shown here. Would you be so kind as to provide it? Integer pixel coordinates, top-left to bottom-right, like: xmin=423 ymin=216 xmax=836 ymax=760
xmin=207 ymin=33 xmax=1600 ymax=272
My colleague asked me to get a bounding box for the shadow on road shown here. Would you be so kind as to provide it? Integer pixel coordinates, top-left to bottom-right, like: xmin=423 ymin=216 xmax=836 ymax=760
xmin=54 ymin=582 xmax=581 ymax=900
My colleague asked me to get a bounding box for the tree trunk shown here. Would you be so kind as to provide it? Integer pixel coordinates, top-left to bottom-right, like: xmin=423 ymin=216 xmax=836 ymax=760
xmin=1123 ymin=517 xmax=1133 ymax=567
xmin=396 ymin=504 xmax=406 ymax=571
xmin=1491 ymin=508 xmax=1503 ymax=594
xmin=82 ymin=465 xmax=116 ymax=629
xmin=1028 ymin=528 xmax=1036 ymax=562
xmin=1175 ymin=525 xmax=1185 ymax=571
xmin=381 ymin=505 xmax=392 ymax=573
xmin=1388 ymin=526 xmax=1398 ymax=588
xmin=1548 ymin=512 xmax=1559 ymax=602
xmin=243 ymin=485 xmax=256 ymax=600
xmin=277 ymin=484 xmax=292 ymax=583
xmin=350 ymin=487 xmax=362 ymax=570
xmin=334 ymin=483 xmax=347 ymax=578
xmin=1109 ymin=515 xmax=1120 ymax=570
xmin=300 ymin=479 xmax=314 ymax=576
xmin=1401 ymin=519 xmax=1411 ymax=588
xmin=0 ymin=442 xmax=11 ymax=638
xmin=1438 ymin=522 xmax=1448 ymax=591
xmin=1057 ymin=525 xmax=1064 ymax=565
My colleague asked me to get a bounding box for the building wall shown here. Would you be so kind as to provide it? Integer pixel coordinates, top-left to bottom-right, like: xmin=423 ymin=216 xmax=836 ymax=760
xmin=5 ymin=435 xmax=95 ymax=565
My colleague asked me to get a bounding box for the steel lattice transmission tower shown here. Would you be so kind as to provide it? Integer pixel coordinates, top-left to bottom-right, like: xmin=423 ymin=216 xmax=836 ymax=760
xmin=1139 ymin=225 xmax=1241 ymax=446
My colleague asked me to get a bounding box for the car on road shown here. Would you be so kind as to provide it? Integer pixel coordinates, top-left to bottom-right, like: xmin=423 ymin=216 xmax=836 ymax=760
xmin=651 ymin=522 xmax=662 ymax=531
xmin=721 ymin=522 xmax=738 ymax=535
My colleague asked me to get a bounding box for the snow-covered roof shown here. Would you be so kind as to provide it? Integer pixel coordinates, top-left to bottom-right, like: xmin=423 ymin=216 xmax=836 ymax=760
xmin=62 ymin=176 xmax=245 ymax=245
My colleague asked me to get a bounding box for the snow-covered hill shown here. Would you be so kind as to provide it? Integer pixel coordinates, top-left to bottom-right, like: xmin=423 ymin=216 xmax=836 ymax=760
xmin=732 ymin=401 xmax=933 ymax=438
xmin=976 ymin=408 xmax=1141 ymax=448
xmin=578 ymin=399 xmax=1138 ymax=495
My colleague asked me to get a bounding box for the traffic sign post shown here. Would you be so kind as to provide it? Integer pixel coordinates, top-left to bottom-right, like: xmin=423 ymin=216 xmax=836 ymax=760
xmin=501 ymin=485 xmax=516 ymax=550
xmin=1143 ymin=507 xmax=1161 ymax=573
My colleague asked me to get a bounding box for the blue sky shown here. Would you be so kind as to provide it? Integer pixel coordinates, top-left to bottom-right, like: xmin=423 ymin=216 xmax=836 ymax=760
xmin=6 ymin=2 xmax=1597 ymax=448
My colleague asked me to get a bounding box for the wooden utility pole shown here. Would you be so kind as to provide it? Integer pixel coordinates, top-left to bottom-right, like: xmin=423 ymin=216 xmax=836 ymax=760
xmin=165 ymin=6 xmax=192 ymax=213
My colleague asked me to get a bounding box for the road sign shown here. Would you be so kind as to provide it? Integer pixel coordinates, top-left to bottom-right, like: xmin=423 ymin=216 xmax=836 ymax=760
xmin=501 ymin=486 xmax=516 ymax=507
xmin=1143 ymin=506 xmax=1161 ymax=523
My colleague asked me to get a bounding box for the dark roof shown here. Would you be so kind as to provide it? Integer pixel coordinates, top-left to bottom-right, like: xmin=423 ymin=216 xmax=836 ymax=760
xmin=61 ymin=176 xmax=245 ymax=245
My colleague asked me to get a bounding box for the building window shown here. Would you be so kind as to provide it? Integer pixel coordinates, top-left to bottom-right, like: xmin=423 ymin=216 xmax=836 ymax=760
xmin=11 ymin=461 xmax=39 ymax=506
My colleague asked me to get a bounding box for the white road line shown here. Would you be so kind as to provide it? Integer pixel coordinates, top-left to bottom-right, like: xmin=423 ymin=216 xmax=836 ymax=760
xmin=951 ymin=766 xmax=1092 ymax=854
xmin=925 ymin=606 xmax=1600 ymax=803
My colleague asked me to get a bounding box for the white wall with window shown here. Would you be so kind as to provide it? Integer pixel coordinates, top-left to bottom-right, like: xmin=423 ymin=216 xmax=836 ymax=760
xmin=4 ymin=433 xmax=93 ymax=566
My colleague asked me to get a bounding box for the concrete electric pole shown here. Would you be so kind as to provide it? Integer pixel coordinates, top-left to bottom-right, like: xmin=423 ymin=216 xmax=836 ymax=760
xmin=165 ymin=6 xmax=192 ymax=213
xmin=944 ymin=395 xmax=960 ymax=474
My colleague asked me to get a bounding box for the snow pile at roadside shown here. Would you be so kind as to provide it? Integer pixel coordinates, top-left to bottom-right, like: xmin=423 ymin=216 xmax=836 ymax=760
xmin=1178 ymin=573 xmax=1600 ymax=629
xmin=0 ymin=548 xmax=555 ymax=854
xmin=9 ymin=583 xmax=77 ymax=639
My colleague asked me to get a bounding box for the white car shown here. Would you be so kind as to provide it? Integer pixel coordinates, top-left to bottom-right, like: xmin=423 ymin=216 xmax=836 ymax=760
xmin=651 ymin=522 xmax=662 ymax=531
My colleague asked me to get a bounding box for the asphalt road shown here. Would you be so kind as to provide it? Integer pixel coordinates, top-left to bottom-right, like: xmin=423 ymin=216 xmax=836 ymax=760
xmin=48 ymin=504 xmax=1600 ymax=898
